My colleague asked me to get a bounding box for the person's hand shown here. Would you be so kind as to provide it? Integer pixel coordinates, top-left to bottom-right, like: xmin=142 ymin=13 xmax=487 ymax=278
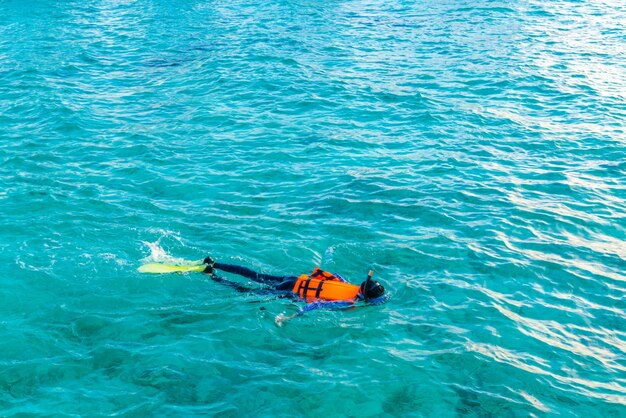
xmin=275 ymin=312 xmax=297 ymax=327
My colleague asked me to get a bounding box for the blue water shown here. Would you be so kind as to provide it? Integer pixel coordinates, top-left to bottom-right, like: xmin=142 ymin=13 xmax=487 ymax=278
xmin=1 ymin=0 xmax=626 ymax=416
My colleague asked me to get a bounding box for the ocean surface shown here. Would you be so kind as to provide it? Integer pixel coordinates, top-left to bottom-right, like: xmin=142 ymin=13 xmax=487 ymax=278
xmin=1 ymin=0 xmax=625 ymax=416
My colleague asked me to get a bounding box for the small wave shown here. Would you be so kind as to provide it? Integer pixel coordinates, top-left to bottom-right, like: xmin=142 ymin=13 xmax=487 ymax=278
xmin=468 ymin=341 xmax=626 ymax=405
xmin=140 ymin=231 xmax=199 ymax=265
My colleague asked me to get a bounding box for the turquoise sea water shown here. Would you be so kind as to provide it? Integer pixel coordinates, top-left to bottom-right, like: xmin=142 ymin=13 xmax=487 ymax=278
xmin=1 ymin=0 xmax=626 ymax=416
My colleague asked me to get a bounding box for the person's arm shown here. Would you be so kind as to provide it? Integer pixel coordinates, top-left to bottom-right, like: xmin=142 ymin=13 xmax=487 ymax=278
xmin=365 ymin=295 xmax=389 ymax=305
xmin=275 ymin=300 xmax=355 ymax=326
xmin=296 ymin=300 xmax=355 ymax=315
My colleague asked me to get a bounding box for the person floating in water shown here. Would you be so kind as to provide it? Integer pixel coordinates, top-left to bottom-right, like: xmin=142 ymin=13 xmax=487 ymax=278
xmin=202 ymin=256 xmax=386 ymax=322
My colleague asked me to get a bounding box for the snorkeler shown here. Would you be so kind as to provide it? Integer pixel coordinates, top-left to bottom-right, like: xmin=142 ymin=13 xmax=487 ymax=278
xmin=202 ymin=256 xmax=386 ymax=306
xmin=137 ymin=256 xmax=386 ymax=323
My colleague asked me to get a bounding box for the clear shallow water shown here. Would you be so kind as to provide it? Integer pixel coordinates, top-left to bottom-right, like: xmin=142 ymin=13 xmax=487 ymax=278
xmin=1 ymin=0 xmax=625 ymax=415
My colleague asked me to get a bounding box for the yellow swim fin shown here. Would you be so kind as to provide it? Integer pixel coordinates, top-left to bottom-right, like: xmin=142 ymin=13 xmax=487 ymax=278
xmin=137 ymin=263 xmax=205 ymax=274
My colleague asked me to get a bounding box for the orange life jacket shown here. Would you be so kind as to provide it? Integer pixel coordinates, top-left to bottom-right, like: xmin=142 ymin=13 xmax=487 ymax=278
xmin=292 ymin=267 xmax=360 ymax=302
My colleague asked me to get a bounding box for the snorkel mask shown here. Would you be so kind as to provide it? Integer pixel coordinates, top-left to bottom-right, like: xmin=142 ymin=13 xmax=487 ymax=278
xmin=359 ymin=270 xmax=385 ymax=300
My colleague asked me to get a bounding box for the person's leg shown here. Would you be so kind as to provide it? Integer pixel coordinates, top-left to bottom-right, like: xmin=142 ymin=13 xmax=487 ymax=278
xmin=210 ymin=275 xmax=294 ymax=298
xmin=275 ymin=277 xmax=298 ymax=291
xmin=210 ymin=275 xmax=252 ymax=293
xmin=213 ymin=262 xmax=294 ymax=285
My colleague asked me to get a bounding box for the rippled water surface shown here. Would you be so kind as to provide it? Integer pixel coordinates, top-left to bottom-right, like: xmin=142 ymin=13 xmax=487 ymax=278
xmin=1 ymin=0 xmax=626 ymax=416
